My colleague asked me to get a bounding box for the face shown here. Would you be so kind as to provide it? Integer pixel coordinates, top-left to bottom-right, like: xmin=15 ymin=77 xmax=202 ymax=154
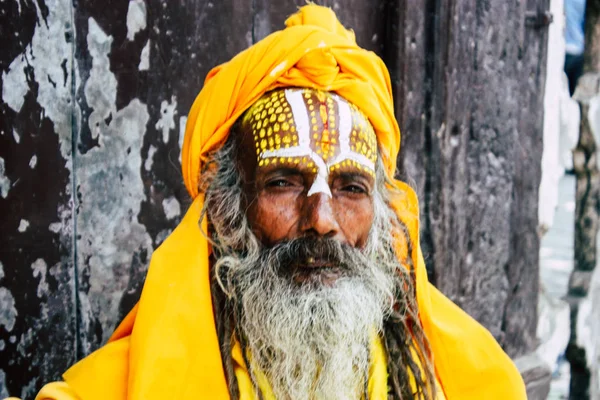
xmin=238 ymin=88 xmax=378 ymax=281
xmin=207 ymin=89 xmax=415 ymax=399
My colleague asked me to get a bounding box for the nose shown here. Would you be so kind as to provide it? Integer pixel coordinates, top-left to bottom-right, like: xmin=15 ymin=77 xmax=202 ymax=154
xmin=300 ymin=192 xmax=342 ymax=239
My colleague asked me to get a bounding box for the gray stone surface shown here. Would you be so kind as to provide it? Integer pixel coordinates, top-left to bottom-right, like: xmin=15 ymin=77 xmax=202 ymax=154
xmin=540 ymin=174 xmax=575 ymax=400
xmin=567 ymin=74 xmax=600 ymax=399
xmin=540 ymin=176 xmax=576 ymax=297
xmin=515 ymin=353 xmax=552 ymax=400
xmin=576 ymin=264 xmax=600 ymax=399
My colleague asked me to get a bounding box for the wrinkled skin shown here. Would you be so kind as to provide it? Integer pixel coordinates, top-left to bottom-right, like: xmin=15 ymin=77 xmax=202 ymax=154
xmin=237 ymin=89 xmax=377 ymax=284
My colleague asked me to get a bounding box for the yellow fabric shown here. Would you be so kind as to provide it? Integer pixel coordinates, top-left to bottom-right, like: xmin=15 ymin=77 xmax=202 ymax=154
xmin=182 ymin=4 xmax=399 ymax=198
xmin=28 ymin=336 xmax=446 ymax=400
xmin=34 ymin=382 xmax=81 ymax=400
xmin=28 ymin=4 xmax=526 ymax=400
xmin=231 ymin=336 xmax=446 ymax=400
xmin=231 ymin=335 xmax=388 ymax=400
xmin=368 ymin=335 xmax=391 ymax=400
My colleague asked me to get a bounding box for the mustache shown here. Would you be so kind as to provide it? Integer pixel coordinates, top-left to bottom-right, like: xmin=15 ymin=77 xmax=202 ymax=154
xmin=219 ymin=237 xmax=375 ymax=296
xmin=261 ymin=237 xmax=365 ymax=274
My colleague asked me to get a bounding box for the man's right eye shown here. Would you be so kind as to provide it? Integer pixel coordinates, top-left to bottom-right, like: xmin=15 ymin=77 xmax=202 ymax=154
xmin=266 ymin=179 xmax=292 ymax=187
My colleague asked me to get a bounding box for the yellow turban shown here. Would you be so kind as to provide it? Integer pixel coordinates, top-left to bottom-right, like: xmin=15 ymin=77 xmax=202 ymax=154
xmin=33 ymin=5 xmax=526 ymax=400
xmin=182 ymin=4 xmax=399 ymax=198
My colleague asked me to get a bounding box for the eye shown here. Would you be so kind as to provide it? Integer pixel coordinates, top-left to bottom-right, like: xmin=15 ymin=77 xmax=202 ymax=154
xmin=266 ymin=179 xmax=293 ymax=188
xmin=341 ymin=184 xmax=367 ymax=194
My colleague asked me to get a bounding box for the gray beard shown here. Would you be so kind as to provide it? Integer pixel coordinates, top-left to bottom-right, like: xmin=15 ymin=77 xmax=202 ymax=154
xmin=204 ymin=137 xmax=432 ymax=399
xmin=221 ymin=238 xmax=397 ymax=400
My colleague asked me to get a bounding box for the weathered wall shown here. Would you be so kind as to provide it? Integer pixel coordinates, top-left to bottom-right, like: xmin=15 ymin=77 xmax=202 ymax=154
xmin=1 ymin=0 xmax=253 ymax=396
xmin=567 ymin=1 xmax=600 ymax=398
xmin=391 ymin=0 xmax=548 ymax=359
xmin=1 ymin=1 xmax=76 ymax=397
xmin=583 ymin=0 xmax=600 ymax=74
xmin=0 ymin=0 xmax=549 ymax=397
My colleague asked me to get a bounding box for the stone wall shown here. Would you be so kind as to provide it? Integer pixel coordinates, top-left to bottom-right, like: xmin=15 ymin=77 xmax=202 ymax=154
xmin=570 ymin=83 xmax=600 ymax=400
xmin=567 ymin=1 xmax=600 ymax=397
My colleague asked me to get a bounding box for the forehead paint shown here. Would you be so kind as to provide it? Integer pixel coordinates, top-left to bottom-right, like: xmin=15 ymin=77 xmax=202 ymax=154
xmin=244 ymin=88 xmax=377 ymax=197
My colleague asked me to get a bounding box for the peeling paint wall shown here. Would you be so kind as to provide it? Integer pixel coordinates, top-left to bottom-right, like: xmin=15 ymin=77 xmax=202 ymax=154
xmin=0 ymin=0 xmax=253 ymax=395
xmin=0 ymin=0 xmax=76 ymax=397
xmin=69 ymin=0 xmax=254 ymax=356
xmin=0 ymin=0 xmax=548 ymax=397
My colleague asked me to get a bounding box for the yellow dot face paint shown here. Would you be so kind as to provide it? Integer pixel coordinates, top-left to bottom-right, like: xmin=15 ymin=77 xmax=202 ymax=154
xmin=242 ymin=88 xmax=378 ymax=197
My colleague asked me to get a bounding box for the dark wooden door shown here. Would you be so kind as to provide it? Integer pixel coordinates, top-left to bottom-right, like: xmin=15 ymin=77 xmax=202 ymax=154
xmin=392 ymin=0 xmax=549 ymax=360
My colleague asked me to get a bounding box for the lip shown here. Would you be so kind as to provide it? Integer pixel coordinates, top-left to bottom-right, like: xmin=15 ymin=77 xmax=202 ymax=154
xmin=303 ymin=257 xmax=335 ymax=269
xmin=291 ymin=262 xmax=342 ymax=286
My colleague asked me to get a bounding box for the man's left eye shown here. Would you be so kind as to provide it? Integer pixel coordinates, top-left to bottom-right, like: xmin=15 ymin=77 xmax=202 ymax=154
xmin=341 ymin=184 xmax=367 ymax=194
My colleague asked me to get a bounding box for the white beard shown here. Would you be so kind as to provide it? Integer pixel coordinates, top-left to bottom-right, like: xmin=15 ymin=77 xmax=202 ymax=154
xmin=205 ymin=130 xmax=426 ymax=399
xmin=236 ymin=270 xmax=391 ymax=400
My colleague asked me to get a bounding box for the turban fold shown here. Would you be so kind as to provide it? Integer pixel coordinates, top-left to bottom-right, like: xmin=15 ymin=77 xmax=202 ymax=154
xmin=38 ymin=4 xmax=526 ymax=400
xmin=182 ymin=4 xmax=400 ymax=198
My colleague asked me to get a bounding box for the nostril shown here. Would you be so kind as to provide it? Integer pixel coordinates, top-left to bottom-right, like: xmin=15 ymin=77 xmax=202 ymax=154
xmin=303 ymin=228 xmax=320 ymax=237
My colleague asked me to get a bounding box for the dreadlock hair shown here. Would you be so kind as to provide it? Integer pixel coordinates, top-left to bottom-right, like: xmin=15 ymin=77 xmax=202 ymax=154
xmin=201 ymin=128 xmax=436 ymax=400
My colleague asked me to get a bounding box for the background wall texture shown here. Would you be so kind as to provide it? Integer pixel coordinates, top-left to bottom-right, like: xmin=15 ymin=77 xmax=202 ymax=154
xmin=0 ymin=0 xmax=549 ymax=397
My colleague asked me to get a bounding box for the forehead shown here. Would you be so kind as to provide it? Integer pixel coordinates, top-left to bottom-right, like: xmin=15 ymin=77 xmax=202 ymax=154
xmin=242 ymin=88 xmax=377 ymax=175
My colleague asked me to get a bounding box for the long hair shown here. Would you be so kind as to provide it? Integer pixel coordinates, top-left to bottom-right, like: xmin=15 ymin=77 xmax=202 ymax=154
xmin=201 ymin=131 xmax=436 ymax=400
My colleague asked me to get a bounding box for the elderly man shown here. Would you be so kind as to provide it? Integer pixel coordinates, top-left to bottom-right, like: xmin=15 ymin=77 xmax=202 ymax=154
xmin=27 ymin=5 xmax=525 ymax=400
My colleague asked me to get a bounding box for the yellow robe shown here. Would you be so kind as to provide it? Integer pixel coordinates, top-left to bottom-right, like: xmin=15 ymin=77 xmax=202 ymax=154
xmin=13 ymin=4 xmax=525 ymax=400
xmin=32 ymin=336 xmax=448 ymax=400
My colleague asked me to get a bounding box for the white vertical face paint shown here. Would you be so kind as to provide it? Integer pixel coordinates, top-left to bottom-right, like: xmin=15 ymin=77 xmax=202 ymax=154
xmin=286 ymin=90 xmax=310 ymax=148
xmin=329 ymin=94 xmax=376 ymax=171
xmin=286 ymin=89 xmax=332 ymax=197
xmin=247 ymin=88 xmax=378 ymax=198
xmin=259 ymin=89 xmax=333 ymax=197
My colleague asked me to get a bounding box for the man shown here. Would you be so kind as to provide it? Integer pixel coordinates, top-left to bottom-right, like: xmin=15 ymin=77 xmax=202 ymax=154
xmin=26 ymin=5 xmax=525 ymax=400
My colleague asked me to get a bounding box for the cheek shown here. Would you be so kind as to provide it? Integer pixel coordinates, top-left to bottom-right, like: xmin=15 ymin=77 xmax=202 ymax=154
xmin=334 ymin=197 xmax=374 ymax=246
xmin=248 ymin=193 xmax=300 ymax=244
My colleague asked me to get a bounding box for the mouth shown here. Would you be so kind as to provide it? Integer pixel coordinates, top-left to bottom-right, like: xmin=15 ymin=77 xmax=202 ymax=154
xmin=290 ymin=258 xmax=343 ymax=285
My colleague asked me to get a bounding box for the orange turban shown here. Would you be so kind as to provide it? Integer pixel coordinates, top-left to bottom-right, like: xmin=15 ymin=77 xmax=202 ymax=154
xmin=182 ymin=4 xmax=400 ymax=198
xmin=33 ymin=5 xmax=526 ymax=400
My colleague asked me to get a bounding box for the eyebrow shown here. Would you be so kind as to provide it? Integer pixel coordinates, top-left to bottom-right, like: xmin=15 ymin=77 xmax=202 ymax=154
xmin=335 ymin=171 xmax=374 ymax=183
xmin=258 ymin=166 xmax=304 ymax=177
